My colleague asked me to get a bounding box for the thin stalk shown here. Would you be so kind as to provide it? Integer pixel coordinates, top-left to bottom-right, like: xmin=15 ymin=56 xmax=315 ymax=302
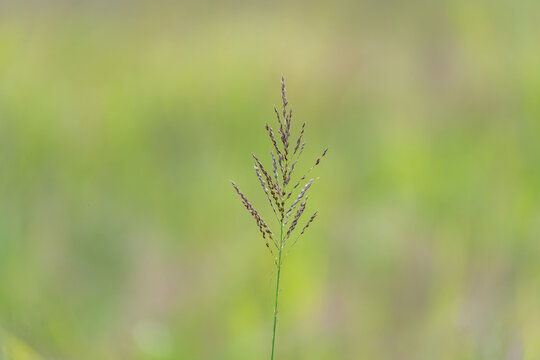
xmin=271 ymin=223 xmax=284 ymax=360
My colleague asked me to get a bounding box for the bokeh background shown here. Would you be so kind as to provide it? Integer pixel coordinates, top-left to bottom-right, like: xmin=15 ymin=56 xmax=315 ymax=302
xmin=1 ymin=1 xmax=540 ymax=359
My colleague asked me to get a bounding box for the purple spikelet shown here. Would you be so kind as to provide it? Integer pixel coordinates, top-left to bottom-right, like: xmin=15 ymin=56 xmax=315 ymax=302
xmin=294 ymin=122 xmax=305 ymax=156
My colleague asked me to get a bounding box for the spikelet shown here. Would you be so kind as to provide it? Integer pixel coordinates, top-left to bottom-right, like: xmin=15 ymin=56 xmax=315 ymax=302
xmin=300 ymin=211 xmax=318 ymax=236
xmin=284 ymin=160 xmax=296 ymax=186
xmin=284 ymin=178 xmax=314 ymax=224
xmin=274 ymin=107 xmax=285 ymax=147
xmin=281 ymin=76 xmax=288 ymax=113
xmin=297 ymin=141 xmax=305 ymax=159
xmin=280 ymin=76 xmax=290 ymax=158
xmin=285 ymin=196 xmax=308 ymax=241
xmin=266 ymin=124 xmax=284 ymax=173
xmin=287 ymin=148 xmax=327 ymax=201
xmin=270 ymin=150 xmax=281 ymax=190
xmin=293 ymin=123 xmax=305 ymax=156
xmin=289 ymin=211 xmax=318 ymax=249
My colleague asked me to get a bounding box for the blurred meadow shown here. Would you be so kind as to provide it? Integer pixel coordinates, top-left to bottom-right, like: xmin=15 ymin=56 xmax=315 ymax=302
xmin=1 ymin=1 xmax=540 ymax=359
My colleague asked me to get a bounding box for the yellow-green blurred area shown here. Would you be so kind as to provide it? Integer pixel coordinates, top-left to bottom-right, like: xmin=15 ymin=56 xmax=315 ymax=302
xmin=1 ymin=0 xmax=540 ymax=359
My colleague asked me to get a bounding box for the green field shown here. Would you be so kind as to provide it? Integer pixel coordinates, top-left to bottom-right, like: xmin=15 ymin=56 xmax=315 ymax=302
xmin=1 ymin=1 xmax=540 ymax=359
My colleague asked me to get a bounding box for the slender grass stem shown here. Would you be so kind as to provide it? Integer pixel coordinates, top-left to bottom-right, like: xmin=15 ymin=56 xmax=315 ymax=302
xmin=271 ymin=223 xmax=284 ymax=360
xmin=231 ymin=77 xmax=325 ymax=359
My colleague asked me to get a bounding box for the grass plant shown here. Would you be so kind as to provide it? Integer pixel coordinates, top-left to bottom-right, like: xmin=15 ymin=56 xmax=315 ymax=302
xmin=231 ymin=77 xmax=327 ymax=359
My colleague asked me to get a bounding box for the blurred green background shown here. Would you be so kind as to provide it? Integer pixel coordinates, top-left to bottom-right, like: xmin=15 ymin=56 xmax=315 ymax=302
xmin=1 ymin=1 xmax=540 ymax=359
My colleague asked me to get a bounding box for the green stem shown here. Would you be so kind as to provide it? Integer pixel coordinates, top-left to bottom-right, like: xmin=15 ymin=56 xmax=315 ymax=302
xmin=271 ymin=223 xmax=284 ymax=360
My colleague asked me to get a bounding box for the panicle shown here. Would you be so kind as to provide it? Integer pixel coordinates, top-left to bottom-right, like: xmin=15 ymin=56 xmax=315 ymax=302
xmin=231 ymin=77 xmax=327 ymax=258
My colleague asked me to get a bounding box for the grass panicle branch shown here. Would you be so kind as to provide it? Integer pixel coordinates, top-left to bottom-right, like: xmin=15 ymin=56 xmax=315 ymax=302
xmin=294 ymin=122 xmax=305 ymax=156
xmin=231 ymin=180 xmax=277 ymax=250
xmin=254 ymin=162 xmax=280 ymax=222
xmin=286 ymin=148 xmax=328 ymax=201
xmin=230 ymin=77 xmax=327 ymax=360
xmin=289 ymin=211 xmax=318 ymax=250
xmin=269 ymin=150 xmax=281 ymax=191
xmin=285 ymin=195 xmax=308 ymax=241
xmin=284 ymin=178 xmax=314 ymax=225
